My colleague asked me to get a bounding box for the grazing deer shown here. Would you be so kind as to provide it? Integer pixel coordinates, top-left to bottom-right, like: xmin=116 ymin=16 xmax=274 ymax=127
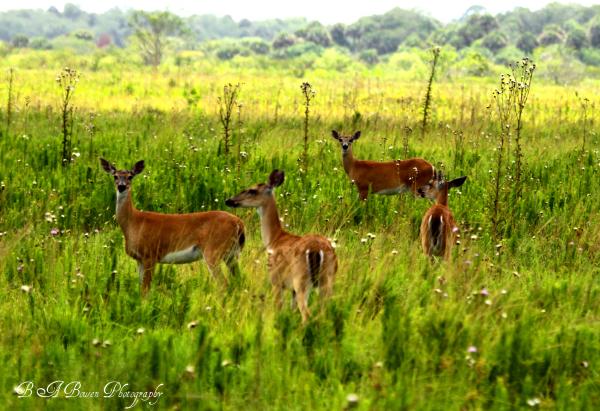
xmin=331 ymin=130 xmax=438 ymax=201
xmin=420 ymin=174 xmax=467 ymax=260
xmin=100 ymin=158 xmax=245 ymax=294
xmin=225 ymin=170 xmax=337 ymax=322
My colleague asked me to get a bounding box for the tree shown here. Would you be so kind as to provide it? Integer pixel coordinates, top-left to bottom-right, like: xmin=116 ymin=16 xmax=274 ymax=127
xmin=129 ymin=11 xmax=186 ymax=67
xmin=63 ymin=3 xmax=83 ymax=20
xmin=516 ymin=32 xmax=538 ymax=54
xmin=359 ymin=49 xmax=379 ymax=65
xmin=456 ymin=14 xmax=498 ymax=48
xmin=330 ymin=23 xmax=349 ymax=47
xmin=482 ymin=31 xmax=508 ymax=52
xmin=295 ymin=22 xmax=331 ymax=47
xmin=11 ymin=34 xmax=29 ymax=48
xmin=566 ymin=26 xmax=587 ymax=50
xmin=590 ymin=18 xmax=600 ymax=48
xmin=272 ymin=32 xmax=296 ymax=49
xmin=538 ymin=29 xmax=563 ymax=46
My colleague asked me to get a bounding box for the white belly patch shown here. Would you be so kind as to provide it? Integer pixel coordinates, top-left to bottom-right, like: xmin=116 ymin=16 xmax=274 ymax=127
xmin=375 ymin=186 xmax=407 ymax=195
xmin=161 ymin=246 xmax=202 ymax=264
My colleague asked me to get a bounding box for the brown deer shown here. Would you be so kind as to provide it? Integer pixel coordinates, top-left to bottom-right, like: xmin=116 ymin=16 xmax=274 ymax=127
xmin=331 ymin=130 xmax=438 ymax=201
xmin=225 ymin=170 xmax=337 ymax=322
xmin=420 ymin=173 xmax=467 ymax=260
xmin=100 ymin=158 xmax=245 ymax=294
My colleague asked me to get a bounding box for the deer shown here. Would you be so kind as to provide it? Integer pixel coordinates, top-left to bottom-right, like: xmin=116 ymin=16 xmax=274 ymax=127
xmin=100 ymin=158 xmax=245 ymax=294
xmin=225 ymin=170 xmax=337 ymax=323
xmin=331 ymin=130 xmax=438 ymax=201
xmin=420 ymin=173 xmax=467 ymax=260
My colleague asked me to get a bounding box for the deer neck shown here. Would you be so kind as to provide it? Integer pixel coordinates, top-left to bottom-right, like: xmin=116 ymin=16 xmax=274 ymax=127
xmin=342 ymin=146 xmax=356 ymax=175
xmin=115 ymin=190 xmax=136 ymax=230
xmin=257 ymin=195 xmax=283 ymax=248
xmin=437 ymin=184 xmax=449 ymax=207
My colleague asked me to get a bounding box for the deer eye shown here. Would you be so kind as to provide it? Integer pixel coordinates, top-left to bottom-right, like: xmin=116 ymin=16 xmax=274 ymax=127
xmin=248 ymin=189 xmax=258 ymax=195
xmin=127 ymin=176 xmax=133 ymax=181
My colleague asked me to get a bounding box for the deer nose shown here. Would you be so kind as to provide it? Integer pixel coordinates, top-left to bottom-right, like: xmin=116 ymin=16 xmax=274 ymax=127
xmin=342 ymin=144 xmax=348 ymax=150
xmin=117 ymin=184 xmax=127 ymax=193
xmin=225 ymin=198 xmax=237 ymax=207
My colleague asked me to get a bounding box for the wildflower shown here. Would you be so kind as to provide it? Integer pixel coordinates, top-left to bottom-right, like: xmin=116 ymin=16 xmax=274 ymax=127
xmin=50 ymin=228 xmax=60 ymax=236
xmin=467 ymin=346 xmax=477 ymax=353
xmin=346 ymin=393 xmax=359 ymax=408
xmin=526 ymin=398 xmax=541 ymax=407
xmin=136 ymin=328 xmax=145 ymax=335
xmin=480 ymin=288 xmax=489 ymax=297
xmin=187 ymin=321 xmax=198 ymax=330
xmin=185 ymin=365 xmax=195 ymax=377
xmin=20 ymin=285 xmax=32 ymax=293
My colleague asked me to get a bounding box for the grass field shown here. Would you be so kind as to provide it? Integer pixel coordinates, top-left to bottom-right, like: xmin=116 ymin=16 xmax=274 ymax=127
xmin=0 ymin=54 xmax=599 ymax=410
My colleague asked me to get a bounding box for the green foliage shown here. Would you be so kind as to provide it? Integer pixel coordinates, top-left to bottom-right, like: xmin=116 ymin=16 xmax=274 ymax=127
xmin=295 ymin=22 xmax=332 ymax=47
xmin=589 ymin=17 xmax=600 ymax=47
xmin=482 ymin=31 xmax=508 ymax=52
xmin=566 ymin=26 xmax=588 ymax=50
xmin=272 ymin=32 xmax=297 ymax=50
xmin=456 ymin=14 xmax=499 ymax=48
xmin=345 ymin=7 xmax=440 ymax=54
xmin=129 ymin=11 xmax=187 ymax=67
xmin=516 ymin=32 xmax=538 ymax=54
xmin=358 ymin=49 xmax=378 ymax=65
xmin=29 ymin=36 xmax=53 ymax=50
xmin=11 ymin=34 xmax=28 ymax=48
xmin=538 ymin=26 xmax=564 ymax=46
xmin=2 ymin=3 xmax=600 ymax=70
xmin=329 ymin=23 xmax=349 ymax=48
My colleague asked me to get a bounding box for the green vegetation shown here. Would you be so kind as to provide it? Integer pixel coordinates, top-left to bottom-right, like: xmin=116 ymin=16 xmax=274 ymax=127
xmin=2 ymin=3 xmax=600 ymax=83
xmin=0 ymin=42 xmax=599 ymax=410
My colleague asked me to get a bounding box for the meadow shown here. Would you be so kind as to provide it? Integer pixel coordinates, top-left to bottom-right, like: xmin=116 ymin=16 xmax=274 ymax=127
xmin=0 ymin=50 xmax=599 ymax=410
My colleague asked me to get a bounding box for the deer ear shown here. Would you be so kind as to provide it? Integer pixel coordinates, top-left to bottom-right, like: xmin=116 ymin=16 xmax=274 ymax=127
xmin=448 ymin=176 xmax=467 ymax=188
xmin=132 ymin=160 xmax=145 ymax=176
xmin=268 ymin=169 xmax=285 ymax=188
xmin=100 ymin=158 xmax=116 ymax=174
xmin=351 ymin=131 xmax=361 ymax=141
xmin=331 ymin=130 xmax=340 ymax=140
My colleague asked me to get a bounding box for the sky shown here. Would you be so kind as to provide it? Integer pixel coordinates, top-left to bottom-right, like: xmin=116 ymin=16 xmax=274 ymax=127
xmin=0 ymin=0 xmax=596 ymax=24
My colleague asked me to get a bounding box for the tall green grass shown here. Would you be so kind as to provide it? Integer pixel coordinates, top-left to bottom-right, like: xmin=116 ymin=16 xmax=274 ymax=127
xmin=0 ymin=58 xmax=599 ymax=410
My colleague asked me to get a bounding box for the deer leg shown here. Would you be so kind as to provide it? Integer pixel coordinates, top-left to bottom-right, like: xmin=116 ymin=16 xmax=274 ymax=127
xmin=137 ymin=262 xmax=144 ymax=286
xmin=294 ymin=278 xmax=312 ymax=323
xmin=205 ymin=260 xmax=228 ymax=288
xmin=290 ymin=290 xmax=297 ymax=310
xmin=140 ymin=261 xmax=155 ymax=296
xmin=358 ymin=188 xmax=369 ymax=201
xmin=225 ymin=254 xmax=241 ymax=278
xmin=272 ymin=284 xmax=283 ymax=310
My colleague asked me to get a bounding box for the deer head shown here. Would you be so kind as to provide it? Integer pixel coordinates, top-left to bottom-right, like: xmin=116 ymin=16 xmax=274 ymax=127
xmin=225 ymin=170 xmax=285 ymax=208
xmin=331 ymin=130 xmax=361 ymax=154
xmin=100 ymin=158 xmax=145 ymax=194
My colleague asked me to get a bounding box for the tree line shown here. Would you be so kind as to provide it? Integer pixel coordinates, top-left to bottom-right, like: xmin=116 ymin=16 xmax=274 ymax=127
xmin=2 ymin=3 xmax=600 ymax=68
